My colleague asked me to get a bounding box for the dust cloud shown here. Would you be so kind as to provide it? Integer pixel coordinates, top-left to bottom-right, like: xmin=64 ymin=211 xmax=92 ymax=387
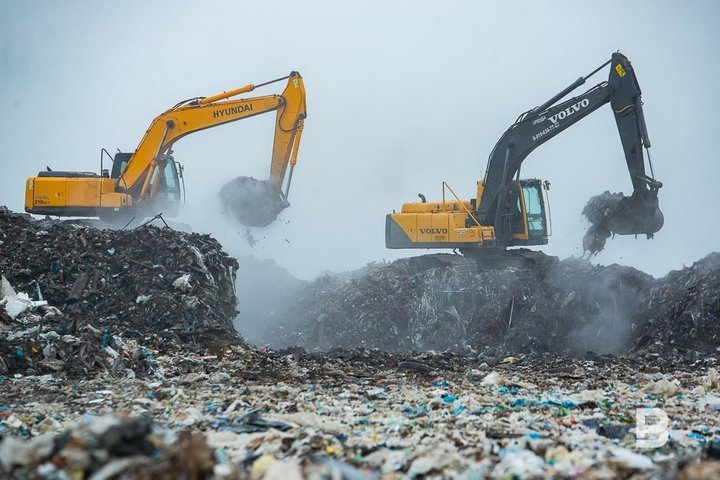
xmin=232 ymin=254 xmax=305 ymax=345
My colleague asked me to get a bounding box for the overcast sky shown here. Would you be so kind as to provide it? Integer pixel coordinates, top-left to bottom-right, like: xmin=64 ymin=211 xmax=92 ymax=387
xmin=1 ymin=1 xmax=718 ymax=279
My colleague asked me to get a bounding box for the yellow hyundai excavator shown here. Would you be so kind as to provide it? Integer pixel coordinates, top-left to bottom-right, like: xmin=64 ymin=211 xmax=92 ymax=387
xmin=386 ymin=52 xmax=663 ymax=265
xmin=24 ymin=72 xmax=307 ymax=222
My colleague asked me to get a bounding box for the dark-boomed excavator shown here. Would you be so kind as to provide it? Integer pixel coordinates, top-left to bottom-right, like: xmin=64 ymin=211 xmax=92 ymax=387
xmin=386 ymin=52 xmax=663 ymax=265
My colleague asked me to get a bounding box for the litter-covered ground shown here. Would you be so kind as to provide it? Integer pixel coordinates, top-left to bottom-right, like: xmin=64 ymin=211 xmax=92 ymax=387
xmin=219 ymin=176 xmax=288 ymax=227
xmin=1 ymin=348 xmax=719 ymax=479
xmin=0 ymin=206 xmax=241 ymax=378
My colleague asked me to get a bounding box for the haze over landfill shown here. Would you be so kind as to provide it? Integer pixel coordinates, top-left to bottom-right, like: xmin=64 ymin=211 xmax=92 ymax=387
xmin=2 ymin=0 xmax=720 ymax=279
xmin=3 ymin=2 xmax=720 ymax=479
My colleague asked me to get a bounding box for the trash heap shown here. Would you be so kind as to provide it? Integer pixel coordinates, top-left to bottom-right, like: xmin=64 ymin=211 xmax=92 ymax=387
xmin=266 ymin=255 xmax=654 ymax=355
xmin=0 ymin=206 xmax=240 ymax=377
xmin=264 ymin=252 xmax=720 ymax=358
xmin=634 ymin=252 xmax=720 ymax=356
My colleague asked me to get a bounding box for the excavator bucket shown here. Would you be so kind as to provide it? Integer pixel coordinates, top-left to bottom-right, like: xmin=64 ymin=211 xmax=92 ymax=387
xmin=582 ymin=190 xmax=663 ymax=255
xmin=604 ymin=192 xmax=664 ymax=236
xmin=219 ymin=176 xmax=288 ymax=227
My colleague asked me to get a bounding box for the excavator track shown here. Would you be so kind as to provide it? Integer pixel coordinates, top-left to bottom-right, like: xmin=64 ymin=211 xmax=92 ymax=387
xmin=460 ymin=248 xmax=559 ymax=271
xmin=391 ymin=249 xmax=558 ymax=276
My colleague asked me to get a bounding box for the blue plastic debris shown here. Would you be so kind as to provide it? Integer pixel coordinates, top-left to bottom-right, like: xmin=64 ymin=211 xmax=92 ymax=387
xmin=401 ymin=404 xmax=429 ymax=418
xmin=509 ymin=397 xmax=578 ymax=410
xmin=442 ymin=394 xmax=456 ymax=403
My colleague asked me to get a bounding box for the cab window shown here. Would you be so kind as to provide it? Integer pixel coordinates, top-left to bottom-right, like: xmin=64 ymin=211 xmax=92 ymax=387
xmin=522 ymin=184 xmax=546 ymax=237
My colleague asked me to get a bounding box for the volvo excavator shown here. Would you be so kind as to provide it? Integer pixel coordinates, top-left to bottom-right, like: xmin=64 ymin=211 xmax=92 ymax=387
xmin=24 ymin=72 xmax=307 ymax=223
xmin=386 ymin=52 xmax=663 ymax=266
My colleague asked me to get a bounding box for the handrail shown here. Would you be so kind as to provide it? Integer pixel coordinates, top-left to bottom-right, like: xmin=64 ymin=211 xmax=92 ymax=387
xmin=99 ymin=148 xmax=115 ymax=210
xmin=441 ymin=181 xmax=482 ymax=228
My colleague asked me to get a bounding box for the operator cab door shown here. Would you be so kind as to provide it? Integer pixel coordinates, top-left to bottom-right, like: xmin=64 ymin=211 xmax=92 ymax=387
xmin=519 ymin=179 xmax=548 ymax=240
xmin=110 ymin=151 xmax=182 ymax=216
xmin=509 ymin=179 xmax=549 ymax=240
xmin=147 ymin=160 xmax=182 ymax=216
xmin=111 ymin=153 xmax=132 ymax=181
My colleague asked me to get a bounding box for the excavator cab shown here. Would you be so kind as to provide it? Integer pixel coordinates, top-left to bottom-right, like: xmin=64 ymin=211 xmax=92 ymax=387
xmin=515 ymin=179 xmax=549 ymax=241
xmin=110 ymin=152 xmax=132 ymax=180
xmin=154 ymin=156 xmax=183 ymax=215
xmin=504 ymin=179 xmax=549 ymax=245
xmin=109 ymin=150 xmax=183 ymax=216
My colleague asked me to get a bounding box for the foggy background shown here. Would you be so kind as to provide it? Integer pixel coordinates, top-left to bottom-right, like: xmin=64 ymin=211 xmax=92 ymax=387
xmin=1 ymin=1 xmax=718 ymax=280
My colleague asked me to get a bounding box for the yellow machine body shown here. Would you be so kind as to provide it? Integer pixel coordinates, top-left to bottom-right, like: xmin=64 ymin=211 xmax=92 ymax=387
xmin=25 ymin=176 xmax=132 ymax=217
xmin=386 ymin=179 xmax=550 ymax=250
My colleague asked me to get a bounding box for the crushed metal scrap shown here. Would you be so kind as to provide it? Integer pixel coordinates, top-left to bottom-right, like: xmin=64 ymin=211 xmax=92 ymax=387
xmin=0 ymin=206 xmax=241 ymax=378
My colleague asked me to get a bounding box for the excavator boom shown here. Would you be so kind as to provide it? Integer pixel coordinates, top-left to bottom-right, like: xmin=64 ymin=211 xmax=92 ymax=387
xmin=479 ymin=52 xmax=662 ymax=241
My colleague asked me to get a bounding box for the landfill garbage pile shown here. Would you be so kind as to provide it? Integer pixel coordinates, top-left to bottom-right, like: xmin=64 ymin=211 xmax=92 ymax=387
xmin=1 ymin=347 xmax=719 ymax=479
xmin=0 ymin=206 xmax=240 ymax=377
xmin=219 ymin=176 xmax=288 ymax=227
xmin=265 ymin=255 xmax=655 ymax=355
xmin=633 ymin=252 xmax=720 ymax=357
xmin=582 ymin=191 xmax=624 ymax=255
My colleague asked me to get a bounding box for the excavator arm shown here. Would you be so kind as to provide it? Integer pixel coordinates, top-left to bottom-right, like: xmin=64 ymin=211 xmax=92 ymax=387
xmin=121 ymin=71 xmax=307 ymax=206
xmin=478 ymin=52 xmax=662 ymax=242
